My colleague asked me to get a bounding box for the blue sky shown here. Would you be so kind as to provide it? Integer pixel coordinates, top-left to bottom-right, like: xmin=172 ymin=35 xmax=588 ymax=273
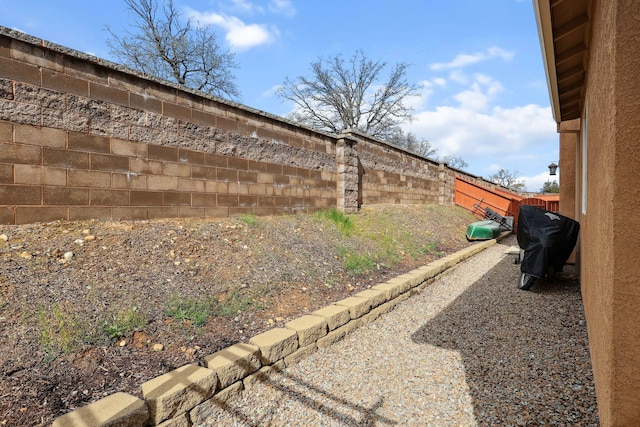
xmin=0 ymin=0 xmax=560 ymax=192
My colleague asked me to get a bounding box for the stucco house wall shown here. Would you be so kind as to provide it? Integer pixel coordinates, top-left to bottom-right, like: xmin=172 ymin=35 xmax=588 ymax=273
xmin=581 ymin=2 xmax=640 ymax=425
xmin=537 ymin=1 xmax=640 ymax=425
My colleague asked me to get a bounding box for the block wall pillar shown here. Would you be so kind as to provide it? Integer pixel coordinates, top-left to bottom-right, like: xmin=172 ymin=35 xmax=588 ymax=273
xmin=336 ymin=132 xmax=359 ymax=214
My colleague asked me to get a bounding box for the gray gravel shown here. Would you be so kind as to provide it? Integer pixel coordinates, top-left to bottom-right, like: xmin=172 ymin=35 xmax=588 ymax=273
xmin=199 ymin=237 xmax=599 ymax=426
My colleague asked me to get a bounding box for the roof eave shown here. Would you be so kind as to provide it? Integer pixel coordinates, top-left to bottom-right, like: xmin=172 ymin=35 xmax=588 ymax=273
xmin=533 ymin=0 xmax=562 ymax=124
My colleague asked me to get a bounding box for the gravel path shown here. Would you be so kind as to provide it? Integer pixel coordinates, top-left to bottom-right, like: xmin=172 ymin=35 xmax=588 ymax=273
xmin=199 ymin=237 xmax=599 ymax=426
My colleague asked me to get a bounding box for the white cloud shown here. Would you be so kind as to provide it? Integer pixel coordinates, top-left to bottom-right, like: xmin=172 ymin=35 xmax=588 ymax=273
xmin=269 ymin=0 xmax=296 ymax=17
xmin=522 ymin=170 xmax=559 ymax=193
xmin=261 ymin=84 xmax=281 ymax=99
xmin=433 ymin=77 xmax=447 ymax=87
xmin=406 ymin=50 xmax=557 ymax=188
xmin=452 ymin=75 xmax=502 ymax=111
xmin=485 ymin=163 xmax=503 ymax=174
xmin=430 ymin=46 xmax=515 ymax=71
xmin=406 ymin=103 xmax=557 ymax=172
xmin=186 ymin=9 xmax=278 ymax=50
xmin=448 ymin=70 xmax=468 ymax=85
xmin=454 ymin=89 xmax=491 ymax=112
xmin=219 ymin=0 xmax=295 ymax=17
xmin=404 ymin=80 xmax=435 ymax=110
xmin=226 ymin=0 xmax=264 ymax=14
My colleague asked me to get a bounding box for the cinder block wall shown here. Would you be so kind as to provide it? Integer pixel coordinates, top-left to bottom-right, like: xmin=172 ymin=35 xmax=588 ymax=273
xmin=356 ymin=136 xmax=444 ymax=205
xmin=0 ymin=26 xmax=454 ymax=225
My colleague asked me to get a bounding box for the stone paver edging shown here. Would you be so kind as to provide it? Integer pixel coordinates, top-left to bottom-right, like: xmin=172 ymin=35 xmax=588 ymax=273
xmin=51 ymin=237 xmax=502 ymax=427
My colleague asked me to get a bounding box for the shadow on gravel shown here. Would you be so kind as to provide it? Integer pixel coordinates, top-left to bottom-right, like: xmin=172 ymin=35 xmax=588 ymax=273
xmin=212 ymin=363 xmax=396 ymax=426
xmin=412 ymin=256 xmax=599 ymax=426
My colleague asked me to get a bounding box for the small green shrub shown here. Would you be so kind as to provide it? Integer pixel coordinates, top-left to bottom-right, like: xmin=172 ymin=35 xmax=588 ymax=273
xmin=164 ymin=287 xmax=268 ymax=325
xmin=338 ymin=247 xmax=377 ymax=275
xmin=239 ymin=214 xmax=258 ymax=227
xmin=212 ymin=287 xmax=262 ymax=317
xmin=104 ymin=306 xmax=147 ymax=339
xmin=164 ymin=296 xmax=211 ymax=327
xmin=404 ymin=241 xmax=439 ymax=259
xmin=38 ymin=304 xmax=84 ymax=354
xmin=419 ymin=241 xmax=437 ymax=254
xmin=317 ymin=208 xmax=354 ymax=236
xmin=378 ymin=247 xmax=400 ymax=268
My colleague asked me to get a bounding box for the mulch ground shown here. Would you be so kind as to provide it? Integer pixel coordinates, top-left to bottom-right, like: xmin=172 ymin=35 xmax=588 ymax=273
xmin=0 ymin=204 xmax=476 ymax=426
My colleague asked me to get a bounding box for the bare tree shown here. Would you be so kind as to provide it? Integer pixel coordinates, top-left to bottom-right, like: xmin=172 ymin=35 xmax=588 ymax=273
xmin=488 ymin=168 xmax=526 ymax=192
xmin=387 ymin=130 xmax=471 ymax=168
xmin=387 ymin=129 xmax=438 ymax=158
xmin=277 ymin=50 xmax=421 ymax=139
xmin=441 ymin=155 xmax=469 ymax=170
xmin=107 ymin=0 xmax=240 ymax=99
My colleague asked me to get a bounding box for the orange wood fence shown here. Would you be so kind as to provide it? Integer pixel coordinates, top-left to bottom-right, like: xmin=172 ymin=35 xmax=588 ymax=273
xmin=454 ymin=177 xmax=559 ymax=229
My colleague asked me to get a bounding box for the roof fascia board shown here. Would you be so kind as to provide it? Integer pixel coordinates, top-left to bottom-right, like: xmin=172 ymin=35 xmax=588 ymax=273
xmin=533 ymin=0 xmax=561 ymax=124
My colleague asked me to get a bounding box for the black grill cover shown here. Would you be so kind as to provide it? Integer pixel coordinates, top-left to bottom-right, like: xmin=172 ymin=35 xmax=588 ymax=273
xmin=516 ymin=205 xmax=580 ymax=278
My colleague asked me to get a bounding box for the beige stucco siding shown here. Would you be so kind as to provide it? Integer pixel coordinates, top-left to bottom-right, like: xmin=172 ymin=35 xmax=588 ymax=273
xmin=580 ymin=1 xmax=640 ymax=425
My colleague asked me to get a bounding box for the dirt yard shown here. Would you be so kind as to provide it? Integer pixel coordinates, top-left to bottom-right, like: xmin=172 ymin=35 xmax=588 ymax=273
xmin=0 ymin=204 xmax=477 ymax=426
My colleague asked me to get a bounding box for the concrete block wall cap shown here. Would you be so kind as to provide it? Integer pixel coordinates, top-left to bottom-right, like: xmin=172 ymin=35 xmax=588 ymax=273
xmin=284 ymin=314 xmax=328 ymax=330
xmin=312 ymin=305 xmax=351 ymax=330
xmin=395 ymin=291 xmax=412 ymax=304
xmin=317 ymin=327 xmax=347 ymax=348
xmin=243 ymin=368 xmax=269 ymax=389
xmin=382 ymin=276 xmax=414 ymax=293
xmin=362 ymin=299 xmax=395 ymax=323
xmin=337 ymin=317 xmax=363 ymax=335
xmin=441 ymin=253 xmax=461 ymax=263
xmin=317 ymin=317 xmax=364 ymax=348
xmin=469 ymin=239 xmax=494 ymax=251
xmin=477 ymin=240 xmax=493 ymax=250
xmin=52 ymin=392 xmax=149 ymax=427
xmin=189 ymin=382 xmax=244 ymax=425
xmin=411 ymin=269 xmax=433 ymax=285
xmin=464 ymin=242 xmax=488 ymax=255
xmin=415 ymin=265 xmax=442 ymax=280
xmin=249 ymin=327 xmax=299 ymax=364
xmin=371 ymin=282 xmax=403 ymax=300
xmin=204 ymin=343 xmax=261 ymax=390
xmin=429 ymin=257 xmax=456 ymax=271
xmin=243 ymin=360 xmax=286 ymax=389
xmin=353 ymin=288 xmax=387 ymax=307
xmin=284 ymin=343 xmax=318 ymax=367
xmin=455 ymin=245 xmax=478 ymax=258
xmin=394 ymin=272 xmax=423 ymax=288
xmin=140 ymin=363 xmax=218 ymax=425
xmin=334 ymin=296 xmax=372 ymax=319
xmin=455 ymin=250 xmax=471 ymax=262
xmin=211 ymin=381 xmax=244 ymax=403
xmin=285 ymin=315 xmax=328 ymax=347
xmin=469 ymin=245 xmax=486 ymax=256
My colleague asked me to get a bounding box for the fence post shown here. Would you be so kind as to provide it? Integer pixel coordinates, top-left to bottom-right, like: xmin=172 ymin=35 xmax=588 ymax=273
xmin=336 ymin=131 xmax=359 ymax=214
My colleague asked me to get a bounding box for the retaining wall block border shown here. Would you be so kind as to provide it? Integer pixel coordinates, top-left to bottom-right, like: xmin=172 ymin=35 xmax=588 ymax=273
xmin=51 ymin=239 xmax=501 ymax=426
